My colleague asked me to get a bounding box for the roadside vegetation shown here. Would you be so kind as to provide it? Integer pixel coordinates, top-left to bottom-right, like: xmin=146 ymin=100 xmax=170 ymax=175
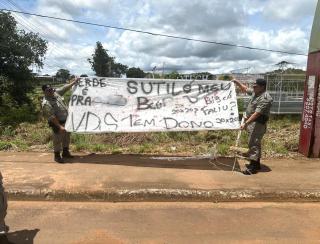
xmin=0 ymin=96 xmax=301 ymax=158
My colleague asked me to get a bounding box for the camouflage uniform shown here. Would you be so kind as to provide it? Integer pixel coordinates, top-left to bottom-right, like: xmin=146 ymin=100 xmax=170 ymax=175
xmin=245 ymin=89 xmax=273 ymax=161
xmin=42 ymin=85 xmax=70 ymax=153
xmin=0 ymin=172 xmax=7 ymax=234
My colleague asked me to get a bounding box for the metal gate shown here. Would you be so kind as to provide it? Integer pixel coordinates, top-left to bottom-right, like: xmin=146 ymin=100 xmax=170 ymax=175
xmin=266 ymin=74 xmax=305 ymax=114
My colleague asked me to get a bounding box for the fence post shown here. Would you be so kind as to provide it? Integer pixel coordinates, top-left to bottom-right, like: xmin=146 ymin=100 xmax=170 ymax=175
xmin=278 ymin=74 xmax=283 ymax=114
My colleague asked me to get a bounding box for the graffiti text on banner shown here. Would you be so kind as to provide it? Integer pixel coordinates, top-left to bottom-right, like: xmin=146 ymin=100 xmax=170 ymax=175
xmin=65 ymin=77 xmax=240 ymax=133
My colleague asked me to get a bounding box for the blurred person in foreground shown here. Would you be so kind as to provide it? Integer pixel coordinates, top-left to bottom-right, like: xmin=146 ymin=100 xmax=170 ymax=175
xmin=0 ymin=171 xmax=8 ymax=239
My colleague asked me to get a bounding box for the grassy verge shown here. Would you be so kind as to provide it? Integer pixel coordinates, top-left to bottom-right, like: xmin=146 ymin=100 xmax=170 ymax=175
xmin=0 ymin=115 xmax=301 ymax=158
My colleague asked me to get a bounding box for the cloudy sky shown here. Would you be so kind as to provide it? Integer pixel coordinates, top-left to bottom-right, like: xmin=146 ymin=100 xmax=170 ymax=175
xmin=0 ymin=0 xmax=318 ymax=75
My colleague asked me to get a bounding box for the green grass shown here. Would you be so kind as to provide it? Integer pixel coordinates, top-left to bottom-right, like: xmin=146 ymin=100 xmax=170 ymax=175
xmin=0 ymin=141 xmax=12 ymax=150
xmin=0 ymin=126 xmax=15 ymax=137
xmin=217 ymin=144 xmax=230 ymax=155
xmin=0 ymin=139 xmax=28 ymax=151
xmin=264 ymin=140 xmax=288 ymax=156
xmin=0 ymin=114 xmax=301 ymax=158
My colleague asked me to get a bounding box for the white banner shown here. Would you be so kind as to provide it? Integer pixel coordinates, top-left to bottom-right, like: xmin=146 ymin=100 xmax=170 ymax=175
xmin=65 ymin=77 xmax=240 ymax=133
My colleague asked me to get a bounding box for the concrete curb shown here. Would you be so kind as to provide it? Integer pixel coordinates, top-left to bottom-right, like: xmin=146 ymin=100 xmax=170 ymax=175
xmin=6 ymin=188 xmax=320 ymax=202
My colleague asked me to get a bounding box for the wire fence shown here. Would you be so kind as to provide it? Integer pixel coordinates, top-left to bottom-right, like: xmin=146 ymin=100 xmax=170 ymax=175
xmin=234 ymin=73 xmax=305 ymax=114
xmin=266 ymin=74 xmax=304 ymax=114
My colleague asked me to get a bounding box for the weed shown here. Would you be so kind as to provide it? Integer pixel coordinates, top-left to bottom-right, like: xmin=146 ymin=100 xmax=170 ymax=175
xmin=217 ymin=144 xmax=230 ymax=155
xmin=0 ymin=114 xmax=301 ymax=158
xmin=0 ymin=141 xmax=12 ymax=150
xmin=0 ymin=126 xmax=15 ymax=137
xmin=0 ymin=140 xmax=28 ymax=151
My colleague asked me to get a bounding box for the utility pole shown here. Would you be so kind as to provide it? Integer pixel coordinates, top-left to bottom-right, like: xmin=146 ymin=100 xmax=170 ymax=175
xmin=152 ymin=66 xmax=156 ymax=79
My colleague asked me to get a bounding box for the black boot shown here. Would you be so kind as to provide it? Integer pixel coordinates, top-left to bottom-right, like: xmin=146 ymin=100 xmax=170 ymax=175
xmin=0 ymin=224 xmax=9 ymax=235
xmin=256 ymin=158 xmax=261 ymax=170
xmin=54 ymin=152 xmax=64 ymax=163
xmin=243 ymin=160 xmax=260 ymax=175
xmin=62 ymin=147 xmax=74 ymax=158
xmin=245 ymin=158 xmax=261 ymax=170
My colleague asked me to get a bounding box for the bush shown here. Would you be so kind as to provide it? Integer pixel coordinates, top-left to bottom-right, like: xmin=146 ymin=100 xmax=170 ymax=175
xmin=0 ymin=104 xmax=39 ymax=126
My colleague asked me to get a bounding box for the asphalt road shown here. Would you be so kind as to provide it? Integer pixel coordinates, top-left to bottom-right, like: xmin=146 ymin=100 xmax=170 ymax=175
xmin=2 ymin=201 xmax=320 ymax=243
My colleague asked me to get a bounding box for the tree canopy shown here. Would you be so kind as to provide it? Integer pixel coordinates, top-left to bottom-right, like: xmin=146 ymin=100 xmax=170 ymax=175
xmin=88 ymin=41 xmax=127 ymax=77
xmin=126 ymin=67 xmax=145 ymax=78
xmin=218 ymin=74 xmax=233 ymax=81
xmin=56 ymin=69 xmax=70 ymax=81
xmin=0 ymin=11 xmax=47 ymax=105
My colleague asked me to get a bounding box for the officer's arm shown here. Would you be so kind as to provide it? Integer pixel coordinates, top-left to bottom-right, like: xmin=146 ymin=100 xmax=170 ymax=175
xmin=43 ymin=104 xmax=65 ymax=132
xmin=56 ymin=78 xmax=79 ymax=96
xmin=49 ymin=116 xmax=66 ymax=132
xmin=232 ymin=79 xmax=249 ymax=93
xmin=244 ymin=112 xmax=261 ymax=125
xmin=241 ymin=112 xmax=261 ymax=129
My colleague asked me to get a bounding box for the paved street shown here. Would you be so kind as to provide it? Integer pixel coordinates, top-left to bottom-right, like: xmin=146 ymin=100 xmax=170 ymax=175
xmin=1 ymin=152 xmax=320 ymax=243
xmin=2 ymin=201 xmax=320 ymax=243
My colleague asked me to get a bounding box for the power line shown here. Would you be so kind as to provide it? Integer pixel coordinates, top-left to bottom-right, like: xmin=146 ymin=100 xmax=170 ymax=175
xmin=0 ymin=8 xmax=308 ymax=57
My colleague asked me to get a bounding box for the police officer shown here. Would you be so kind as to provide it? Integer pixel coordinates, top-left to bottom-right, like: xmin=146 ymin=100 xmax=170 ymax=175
xmin=0 ymin=171 xmax=8 ymax=237
xmin=42 ymin=77 xmax=79 ymax=163
xmin=232 ymin=78 xmax=273 ymax=175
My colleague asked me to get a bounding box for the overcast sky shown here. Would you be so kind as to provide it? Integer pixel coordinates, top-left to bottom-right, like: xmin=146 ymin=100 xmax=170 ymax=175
xmin=0 ymin=0 xmax=318 ymax=75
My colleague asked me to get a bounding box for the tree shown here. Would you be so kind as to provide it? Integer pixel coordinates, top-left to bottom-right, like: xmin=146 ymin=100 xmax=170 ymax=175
xmin=56 ymin=69 xmax=70 ymax=81
xmin=275 ymin=61 xmax=294 ymax=72
xmin=267 ymin=67 xmax=306 ymax=75
xmin=195 ymin=72 xmax=215 ymax=80
xmin=0 ymin=11 xmax=47 ymax=105
xmin=0 ymin=75 xmax=11 ymax=106
xmin=126 ymin=67 xmax=145 ymax=78
xmin=218 ymin=74 xmax=232 ymax=81
xmin=88 ymin=42 xmax=127 ymax=77
xmin=165 ymin=71 xmax=180 ymax=79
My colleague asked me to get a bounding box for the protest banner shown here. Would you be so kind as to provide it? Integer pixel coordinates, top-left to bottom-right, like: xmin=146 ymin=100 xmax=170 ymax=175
xmin=65 ymin=77 xmax=240 ymax=133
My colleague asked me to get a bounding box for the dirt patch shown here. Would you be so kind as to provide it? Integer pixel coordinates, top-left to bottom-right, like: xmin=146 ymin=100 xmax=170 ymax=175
xmin=71 ymin=230 xmax=125 ymax=244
